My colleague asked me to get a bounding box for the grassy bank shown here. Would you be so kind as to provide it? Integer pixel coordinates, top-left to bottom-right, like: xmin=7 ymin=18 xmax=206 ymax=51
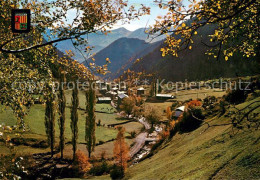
xmin=124 ymin=97 xmax=260 ymax=179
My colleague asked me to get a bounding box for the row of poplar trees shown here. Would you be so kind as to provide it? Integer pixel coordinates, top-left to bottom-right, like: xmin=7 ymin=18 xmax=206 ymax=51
xmin=44 ymin=70 xmax=96 ymax=160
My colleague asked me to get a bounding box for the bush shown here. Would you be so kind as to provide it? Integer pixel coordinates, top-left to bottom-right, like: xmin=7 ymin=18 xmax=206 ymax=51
xmin=89 ymin=161 xmax=111 ymax=176
xmin=203 ymin=96 xmax=217 ymax=108
xmin=130 ymin=131 xmax=136 ymax=138
xmin=225 ymin=88 xmax=247 ymax=104
xmin=97 ymin=119 xmax=101 ymax=126
xmin=179 ymin=107 xmax=204 ymax=133
xmin=219 ymin=100 xmax=228 ymax=115
xmin=72 ymin=150 xmax=91 ymax=177
xmin=110 ymin=165 xmax=124 ymax=180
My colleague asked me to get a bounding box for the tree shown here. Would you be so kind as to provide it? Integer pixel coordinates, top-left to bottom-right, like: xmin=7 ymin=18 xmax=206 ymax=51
xmin=150 ymin=0 xmax=259 ymax=60
xmin=0 ymin=0 xmax=149 ymax=124
xmin=149 ymin=81 xmax=156 ymax=97
xmin=113 ymin=127 xmax=130 ymax=173
xmin=71 ymin=77 xmax=79 ymax=161
xmin=58 ymin=70 xmax=66 ymax=159
xmin=145 ymin=107 xmax=161 ymax=128
xmin=166 ymin=106 xmax=173 ymax=121
xmin=73 ymin=150 xmax=91 ymax=176
xmin=44 ymin=86 xmax=56 ymax=157
xmin=85 ymin=80 xmax=96 ymax=158
xmin=119 ymin=97 xmax=135 ymax=117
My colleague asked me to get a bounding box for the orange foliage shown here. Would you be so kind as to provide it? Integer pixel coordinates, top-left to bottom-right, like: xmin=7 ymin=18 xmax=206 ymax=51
xmin=166 ymin=106 xmax=172 ymax=120
xmin=113 ymin=127 xmax=130 ymax=170
xmin=161 ymin=128 xmax=170 ymax=139
xmin=135 ymin=96 xmax=143 ymax=106
xmin=187 ymin=100 xmax=202 ymax=108
xmin=169 ymin=114 xmax=183 ymax=130
xmin=73 ymin=150 xmax=91 ymax=173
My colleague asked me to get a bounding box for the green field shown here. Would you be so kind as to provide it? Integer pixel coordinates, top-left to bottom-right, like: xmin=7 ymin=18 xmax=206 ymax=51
xmin=96 ymin=113 xmax=129 ymax=125
xmin=0 ymin=98 xmax=141 ymax=157
xmin=175 ymin=88 xmax=226 ymax=101
xmin=95 ymin=104 xmax=117 ymax=114
xmin=0 ymin=105 xmax=118 ymax=144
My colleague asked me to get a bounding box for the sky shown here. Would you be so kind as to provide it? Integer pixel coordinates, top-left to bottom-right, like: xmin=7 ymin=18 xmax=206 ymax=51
xmin=46 ymin=0 xmax=189 ymax=31
xmin=113 ymin=0 xmax=170 ymax=31
xmin=64 ymin=0 xmax=171 ymax=31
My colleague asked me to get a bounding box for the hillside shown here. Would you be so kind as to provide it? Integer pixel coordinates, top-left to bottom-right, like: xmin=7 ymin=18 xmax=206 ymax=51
xmin=127 ymin=24 xmax=260 ymax=81
xmin=114 ymin=40 xmax=164 ymax=79
xmin=125 ymin=98 xmax=260 ymax=179
xmin=83 ymin=38 xmax=154 ymax=79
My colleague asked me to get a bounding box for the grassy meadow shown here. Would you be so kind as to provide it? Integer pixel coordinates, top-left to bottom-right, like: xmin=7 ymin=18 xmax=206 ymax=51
xmin=124 ymin=97 xmax=260 ymax=179
xmin=0 ymin=90 xmax=136 ymax=157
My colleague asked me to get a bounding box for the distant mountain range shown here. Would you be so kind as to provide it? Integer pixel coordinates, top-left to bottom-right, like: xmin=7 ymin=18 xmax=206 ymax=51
xmin=126 ymin=24 xmax=260 ymax=81
xmin=45 ymin=27 xmax=164 ymax=63
xmin=83 ymin=37 xmax=161 ymax=79
xmin=50 ymin=24 xmax=259 ymax=82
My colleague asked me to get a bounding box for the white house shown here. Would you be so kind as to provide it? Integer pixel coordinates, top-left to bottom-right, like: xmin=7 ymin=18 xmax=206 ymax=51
xmin=174 ymin=106 xmax=186 ymax=118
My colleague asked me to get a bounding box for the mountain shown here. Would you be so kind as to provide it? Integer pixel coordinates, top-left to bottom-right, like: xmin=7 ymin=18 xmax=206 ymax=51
xmin=83 ymin=37 xmax=157 ymax=79
xmin=127 ymin=28 xmax=166 ymax=42
xmin=114 ymin=39 xmax=164 ymax=78
xmin=126 ymin=24 xmax=260 ymax=81
xmin=85 ymin=27 xmax=131 ymax=49
xmin=44 ymin=28 xmax=131 ymax=62
xmin=44 ymin=27 xmax=165 ymax=63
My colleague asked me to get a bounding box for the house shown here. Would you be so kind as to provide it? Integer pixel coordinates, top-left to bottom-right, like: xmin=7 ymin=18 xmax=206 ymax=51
xmin=117 ymin=90 xmax=127 ymax=95
xmin=117 ymin=93 xmax=129 ymax=108
xmin=174 ymin=106 xmax=185 ymax=118
xmin=137 ymin=87 xmax=145 ymax=96
xmin=112 ymin=87 xmax=118 ymax=92
xmin=156 ymin=94 xmax=174 ymax=100
xmin=106 ymin=91 xmax=117 ymax=99
xmin=97 ymin=97 xmax=112 ymax=104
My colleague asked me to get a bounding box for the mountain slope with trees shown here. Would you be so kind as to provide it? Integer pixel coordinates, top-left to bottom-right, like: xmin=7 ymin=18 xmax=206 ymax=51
xmin=83 ymin=38 xmax=159 ymax=79
xmin=126 ymin=24 xmax=260 ymax=81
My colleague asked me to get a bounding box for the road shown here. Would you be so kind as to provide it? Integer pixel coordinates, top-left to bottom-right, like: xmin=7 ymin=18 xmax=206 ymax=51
xmin=130 ymin=117 xmax=150 ymax=157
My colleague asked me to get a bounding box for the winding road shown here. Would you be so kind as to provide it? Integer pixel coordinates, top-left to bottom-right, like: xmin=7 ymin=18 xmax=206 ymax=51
xmin=130 ymin=117 xmax=150 ymax=157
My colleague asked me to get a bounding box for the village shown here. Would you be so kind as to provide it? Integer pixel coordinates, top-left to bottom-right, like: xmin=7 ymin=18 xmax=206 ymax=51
xmin=0 ymin=0 xmax=259 ymax=178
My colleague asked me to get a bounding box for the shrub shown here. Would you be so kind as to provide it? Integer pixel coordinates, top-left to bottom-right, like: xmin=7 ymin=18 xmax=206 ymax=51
xmin=89 ymin=161 xmax=111 ymax=176
xmin=225 ymin=88 xmax=247 ymax=104
xmin=203 ymin=96 xmax=217 ymax=108
xmin=219 ymin=100 xmax=228 ymax=115
xmin=179 ymin=107 xmax=204 ymax=133
xmin=130 ymin=131 xmax=136 ymax=138
xmin=72 ymin=150 xmax=91 ymax=177
xmin=110 ymin=165 xmax=124 ymax=180
xmin=187 ymin=100 xmax=202 ymax=107
xmin=97 ymin=119 xmax=101 ymax=126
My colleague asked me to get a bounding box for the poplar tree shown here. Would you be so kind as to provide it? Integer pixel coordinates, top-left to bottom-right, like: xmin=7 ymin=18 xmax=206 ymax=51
xmin=45 ymin=86 xmax=56 ymax=157
xmin=71 ymin=78 xmax=79 ymax=161
xmin=85 ymin=80 xmax=96 ymax=158
xmin=58 ymin=70 xmax=66 ymax=159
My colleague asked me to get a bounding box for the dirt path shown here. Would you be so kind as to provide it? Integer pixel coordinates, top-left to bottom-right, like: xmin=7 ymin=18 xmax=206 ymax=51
xmin=130 ymin=117 xmax=150 ymax=157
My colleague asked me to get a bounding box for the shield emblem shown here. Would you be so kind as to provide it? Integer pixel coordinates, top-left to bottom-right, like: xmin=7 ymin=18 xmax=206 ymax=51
xmin=12 ymin=9 xmax=30 ymax=33
xmin=15 ymin=14 xmax=28 ymax=30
